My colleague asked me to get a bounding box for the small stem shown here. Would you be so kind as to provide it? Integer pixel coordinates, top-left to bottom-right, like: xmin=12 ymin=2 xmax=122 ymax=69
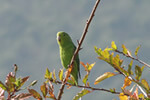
xmin=115 ymin=50 xmax=150 ymax=68
xmin=53 ymin=80 xmax=121 ymax=95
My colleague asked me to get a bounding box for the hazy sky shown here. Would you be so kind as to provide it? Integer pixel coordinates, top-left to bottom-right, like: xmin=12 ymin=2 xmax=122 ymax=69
xmin=0 ymin=0 xmax=150 ymax=99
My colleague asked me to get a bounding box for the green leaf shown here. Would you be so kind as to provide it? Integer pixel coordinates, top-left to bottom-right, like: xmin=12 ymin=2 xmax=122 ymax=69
xmin=122 ymin=44 xmax=128 ymax=55
xmin=58 ymin=69 xmax=63 ymax=81
xmin=138 ymin=93 xmax=145 ymax=99
xmin=82 ymin=74 xmax=88 ymax=85
xmin=135 ymin=65 xmax=142 ymax=81
xmin=109 ymin=88 xmax=116 ymax=93
xmin=16 ymin=76 xmax=29 ymax=90
xmin=94 ymin=72 xmax=115 ymax=85
xmin=105 ymin=47 xmax=113 ymax=51
xmin=94 ymin=46 xmax=102 ymax=56
xmin=141 ymin=65 xmax=145 ymax=72
xmin=87 ymin=62 xmax=95 ymax=71
xmin=102 ymin=48 xmax=110 ymax=59
xmin=128 ymin=60 xmax=133 ymax=75
xmin=28 ymin=89 xmax=42 ymax=100
xmin=110 ymin=54 xmax=128 ymax=76
xmin=40 ymin=82 xmax=48 ymax=98
xmin=0 ymin=81 xmax=7 ymax=90
xmin=14 ymin=78 xmax=22 ymax=87
xmin=45 ymin=68 xmax=52 ymax=80
xmin=135 ymin=45 xmax=141 ymax=56
xmin=67 ymin=79 xmax=74 ymax=85
xmin=113 ymin=54 xmax=121 ymax=66
xmin=73 ymin=89 xmax=91 ymax=100
xmin=109 ymin=53 xmax=114 ymax=64
xmin=119 ymin=67 xmax=129 ymax=76
xmin=141 ymin=79 xmax=149 ymax=92
xmin=111 ymin=41 xmax=117 ymax=50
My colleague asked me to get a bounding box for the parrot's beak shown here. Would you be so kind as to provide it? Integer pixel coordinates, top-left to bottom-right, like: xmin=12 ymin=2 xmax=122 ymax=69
xmin=58 ymin=35 xmax=61 ymax=42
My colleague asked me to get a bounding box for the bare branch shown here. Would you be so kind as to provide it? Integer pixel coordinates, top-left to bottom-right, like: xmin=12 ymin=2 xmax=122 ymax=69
xmin=57 ymin=0 xmax=101 ymax=99
xmin=52 ymin=80 xmax=121 ymax=95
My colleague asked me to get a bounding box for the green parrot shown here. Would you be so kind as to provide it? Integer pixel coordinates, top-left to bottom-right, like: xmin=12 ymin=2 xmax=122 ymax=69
xmin=57 ymin=31 xmax=80 ymax=85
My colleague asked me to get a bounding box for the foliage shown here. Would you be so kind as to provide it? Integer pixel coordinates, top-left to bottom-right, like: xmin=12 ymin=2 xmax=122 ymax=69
xmin=0 ymin=64 xmax=37 ymax=100
xmin=95 ymin=41 xmax=150 ymax=100
xmin=0 ymin=0 xmax=149 ymax=99
xmin=0 ymin=41 xmax=150 ymax=100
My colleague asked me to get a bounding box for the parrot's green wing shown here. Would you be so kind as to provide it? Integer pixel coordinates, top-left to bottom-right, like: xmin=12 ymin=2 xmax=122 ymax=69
xmin=57 ymin=31 xmax=80 ymax=85
xmin=70 ymin=46 xmax=81 ymax=85
xmin=74 ymin=46 xmax=81 ymax=79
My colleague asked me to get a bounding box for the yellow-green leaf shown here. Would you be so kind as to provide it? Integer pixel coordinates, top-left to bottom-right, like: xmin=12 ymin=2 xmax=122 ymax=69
xmin=109 ymin=88 xmax=116 ymax=93
xmin=73 ymin=89 xmax=91 ymax=100
xmin=67 ymin=79 xmax=74 ymax=85
xmin=111 ymin=41 xmax=117 ymax=50
xmin=94 ymin=46 xmax=102 ymax=56
xmin=58 ymin=69 xmax=63 ymax=81
xmin=94 ymin=72 xmax=115 ymax=85
xmin=14 ymin=78 xmax=21 ymax=87
xmin=141 ymin=65 xmax=145 ymax=72
xmin=16 ymin=76 xmax=29 ymax=89
xmin=138 ymin=93 xmax=145 ymax=99
xmin=128 ymin=60 xmax=133 ymax=75
xmin=102 ymin=48 xmax=110 ymax=59
xmin=82 ymin=74 xmax=88 ymax=85
xmin=135 ymin=45 xmax=141 ymax=56
xmin=45 ymin=68 xmax=52 ymax=80
xmin=112 ymin=54 xmax=124 ymax=68
xmin=0 ymin=81 xmax=7 ymax=90
xmin=109 ymin=53 xmax=114 ymax=64
xmin=105 ymin=47 xmax=113 ymax=51
xmin=141 ymin=79 xmax=149 ymax=91
xmin=135 ymin=65 xmax=142 ymax=81
xmin=122 ymin=44 xmax=128 ymax=55
xmin=87 ymin=62 xmax=95 ymax=71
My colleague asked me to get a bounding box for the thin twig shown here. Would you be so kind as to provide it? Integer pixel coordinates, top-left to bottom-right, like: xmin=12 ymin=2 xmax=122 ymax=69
xmin=53 ymin=80 xmax=121 ymax=95
xmin=115 ymin=50 xmax=150 ymax=68
xmin=57 ymin=0 xmax=101 ymax=100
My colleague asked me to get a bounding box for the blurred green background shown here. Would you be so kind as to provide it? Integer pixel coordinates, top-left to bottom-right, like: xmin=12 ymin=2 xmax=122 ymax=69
xmin=0 ymin=0 xmax=150 ymax=99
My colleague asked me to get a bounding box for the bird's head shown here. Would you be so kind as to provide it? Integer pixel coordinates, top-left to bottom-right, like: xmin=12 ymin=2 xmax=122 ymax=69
xmin=57 ymin=31 xmax=73 ymax=46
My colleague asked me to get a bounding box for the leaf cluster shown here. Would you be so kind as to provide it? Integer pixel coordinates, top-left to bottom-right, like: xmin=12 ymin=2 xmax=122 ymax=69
xmin=0 ymin=64 xmax=37 ymax=100
xmin=0 ymin=41 xmax=150 ymax=100
xmin=94 ymin=41 xmax=150 ymax=100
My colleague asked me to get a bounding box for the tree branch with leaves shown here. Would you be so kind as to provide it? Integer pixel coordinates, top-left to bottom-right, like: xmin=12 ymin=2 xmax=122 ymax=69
xmin=0 ymin=0 xmax=150 ymax=100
